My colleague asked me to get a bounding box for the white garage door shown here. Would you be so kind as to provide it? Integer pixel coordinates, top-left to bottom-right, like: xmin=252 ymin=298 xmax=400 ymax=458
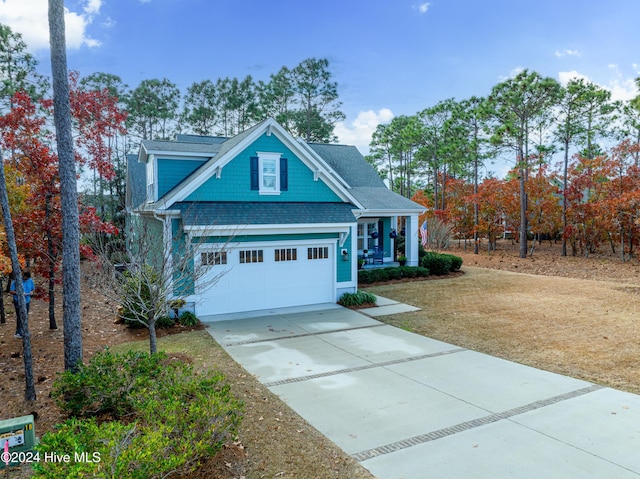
xmin=194 ymin=242 xmax=335 ymax=316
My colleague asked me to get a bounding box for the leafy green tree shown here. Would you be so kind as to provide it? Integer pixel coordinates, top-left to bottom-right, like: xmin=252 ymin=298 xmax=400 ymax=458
xmin=289 ymin=57 xmax=345 ymax=142
xmin=181 ymin=79 xmax=218 ymax=135
xmin=126 ymin=78 xmax=180 ymax=140
xmin=368 ymin=115 xmax=424 ymax=198
xmin=228 ymin=75 xmax=260 ymax=134
xmin=257 ymin=66 xmax=295 ymax=130
xmin=0 ymin=23 xmax=47 ymax=111
xmin=455 ymin=96 xmax=493 ymax=254
xmin=575 ymin=81 xmax=615 ymax=161
xmin=488 ymin=70 xmax=562 ymax=258
xmin=554 ymin=78 xmax=607 ymax=256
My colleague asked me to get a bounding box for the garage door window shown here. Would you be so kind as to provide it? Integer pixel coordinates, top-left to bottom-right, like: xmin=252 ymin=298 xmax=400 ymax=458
xmin=308 ymin=247 xmax=329 ymax=260
xmin=275 ymin=248 xmax=297 ymax=262
xmin=239 ymin=249 xmax=263 ymax=264
xmin=201 ymin=251 xmax=227 ymax=265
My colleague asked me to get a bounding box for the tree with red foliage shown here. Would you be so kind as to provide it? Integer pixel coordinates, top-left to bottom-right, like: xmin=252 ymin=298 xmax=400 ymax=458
xmin=0 ymin=86 xmax=122 ymax=329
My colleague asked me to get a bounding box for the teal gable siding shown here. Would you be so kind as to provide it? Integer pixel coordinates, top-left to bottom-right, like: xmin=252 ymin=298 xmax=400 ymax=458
xmin=185 ymin=134 xmax=342 ymax=203
xmin=158 ymin=158 xmax=206 ymax=198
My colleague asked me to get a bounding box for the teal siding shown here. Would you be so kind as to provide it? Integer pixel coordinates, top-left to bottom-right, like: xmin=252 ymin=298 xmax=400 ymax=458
xmin=382 ymin=217 xmax=393 ymax=258
xmin=336 ymin=231 xmax=352 ymax=283
xmin=158 ymin=158 xmax=206 ymax=198
xmin=186 ymin=134 xmax=342 ymax=202
xmin=172 ymin=218 xmax=194 ymax=296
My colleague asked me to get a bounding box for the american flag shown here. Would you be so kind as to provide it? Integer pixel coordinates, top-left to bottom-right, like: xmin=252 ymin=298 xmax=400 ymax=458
xmin=420 ymin=220 xmax=428 ymax=247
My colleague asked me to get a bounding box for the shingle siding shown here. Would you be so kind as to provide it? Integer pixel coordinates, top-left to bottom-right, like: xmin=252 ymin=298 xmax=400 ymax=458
xmin=185 ymin=133 xmax=342 ymax=203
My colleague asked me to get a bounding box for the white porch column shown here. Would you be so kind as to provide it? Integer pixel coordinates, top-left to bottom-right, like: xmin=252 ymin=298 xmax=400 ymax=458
xmin=406 ymin=214 xmax=419 ymax=266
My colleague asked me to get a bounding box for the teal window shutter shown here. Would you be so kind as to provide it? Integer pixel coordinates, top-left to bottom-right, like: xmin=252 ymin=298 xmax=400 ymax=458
xmin=250 ymin=156 xmax=259 ymax=190
xmin=280 ymin=158 xmax=288 ymax=191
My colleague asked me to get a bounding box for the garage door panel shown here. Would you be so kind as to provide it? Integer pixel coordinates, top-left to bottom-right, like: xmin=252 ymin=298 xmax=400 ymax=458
xmin=195 ymin=242 xmax=334 ymax=316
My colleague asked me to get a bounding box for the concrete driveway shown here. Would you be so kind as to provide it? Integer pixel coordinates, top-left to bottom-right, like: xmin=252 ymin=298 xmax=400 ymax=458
xmin=204 ymin=303 xmax=640 ymax=479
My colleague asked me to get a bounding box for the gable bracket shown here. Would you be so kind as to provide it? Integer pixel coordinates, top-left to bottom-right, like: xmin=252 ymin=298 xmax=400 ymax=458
xmin=339 ymin=231 xmax=349 ymax=247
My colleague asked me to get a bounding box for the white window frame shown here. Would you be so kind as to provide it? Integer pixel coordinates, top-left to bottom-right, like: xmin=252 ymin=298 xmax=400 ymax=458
xmin=239 ymin=249 xmax=264 ymax=264
xmin=257 ymin=152 xmax=281 ymax=195
xmin=275 ymin=248 xmax=297 ymax=262
xmin=201 ymin=251 xmax=227 ymax=266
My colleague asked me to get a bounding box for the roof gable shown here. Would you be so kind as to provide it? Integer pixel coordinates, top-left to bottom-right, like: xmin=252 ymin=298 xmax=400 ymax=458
xmin=154 ymin=118 xmax=359 ymax=209
xmin=183 ymin=132 xmax=346 ymax=204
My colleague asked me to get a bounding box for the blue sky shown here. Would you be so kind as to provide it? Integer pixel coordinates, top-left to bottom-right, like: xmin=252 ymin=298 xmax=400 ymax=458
xmin=1 ymin=0 xmax=639 ymax=156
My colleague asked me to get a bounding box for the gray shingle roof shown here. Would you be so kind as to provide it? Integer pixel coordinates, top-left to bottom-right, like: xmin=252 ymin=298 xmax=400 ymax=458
xmin=308 ymin=143 xmax=385 ymax=187
xmin=308 ymin=143 xmax=423 ymax=212
xmin=174 ymin=202 xmax=356 ymax=226
xmin=175 ymin=134 xmax=228 ymax=144
xmin=141 ymin=139 xmax=222 ymax=155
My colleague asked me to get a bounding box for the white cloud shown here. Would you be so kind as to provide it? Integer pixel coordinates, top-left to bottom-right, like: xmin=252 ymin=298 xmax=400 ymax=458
xmin=0 ymin=0 xmax=101 ymax=51
xmin=558 ymin=70 xmax=590 ymax=86
xmin=555 ymin=49 xmax=582 ymax=58
xmin=335 ymin=109 xmax=395 ymax=154
xmin=558 ymin=67 xmax=637 ymax=102
xmin=419 ymin=2 xmax=430 ymax=13
xmin=498 ymin=66 xmax=525 ymax=81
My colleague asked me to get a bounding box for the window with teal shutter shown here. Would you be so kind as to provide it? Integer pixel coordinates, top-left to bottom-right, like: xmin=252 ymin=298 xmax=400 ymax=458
xmin=250 ymin=157 xmax=259 ymax=190
xmin=280 ymin=158 xmax=288 ymax=191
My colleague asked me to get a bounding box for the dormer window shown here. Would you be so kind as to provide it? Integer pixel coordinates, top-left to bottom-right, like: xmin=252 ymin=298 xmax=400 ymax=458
xmin=250 ymin=153 xmax=288 ymax=194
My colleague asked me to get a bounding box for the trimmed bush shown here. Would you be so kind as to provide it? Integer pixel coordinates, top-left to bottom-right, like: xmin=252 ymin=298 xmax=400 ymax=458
xmin=338 ymin=291 xmax=377 ymax=307
xmin=358 ymin=266 xmax=430 ymax=284
xmin=445 ymin=253 xmax=463 ymax=271
xmin=420 ymin=252 xmax=452 ymax=275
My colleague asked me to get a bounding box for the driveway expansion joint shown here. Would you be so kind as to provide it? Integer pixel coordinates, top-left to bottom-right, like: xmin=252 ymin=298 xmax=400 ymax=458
xmin=351 ymin=384 xmax=605 ymax=462
xmin=263 ymin=347 xmax=466 ymax=387
xmin=224 ymin=323 xmax=386 ymax=346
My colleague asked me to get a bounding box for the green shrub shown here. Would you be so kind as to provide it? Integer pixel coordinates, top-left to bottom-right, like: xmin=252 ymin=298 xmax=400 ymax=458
xmin=414 ymin=266 xmax=431 ymax=277
xmin=420 ymin=252 xmax=452 ymax=275
xmin=51 ymin=349 xmax=169 ymax=418
xmin=40 ymin=350 xmax=243 ymax=479
xmin=156 ymin=315 xmax=175 ymax=328
xmin=358 ymin=266 xmax=432 ymax=284
xmin=385 ymin=268 xmax=403 ymax=280
xmin=446 ymin=254 xmax=463 ymax=271
xmin=338 ymin=291 xmax=377 ymax=307
xmin=398 ymin=266 xmax=417 ymax=278
xmin=178 ymin=311 xmax=199 ymax=327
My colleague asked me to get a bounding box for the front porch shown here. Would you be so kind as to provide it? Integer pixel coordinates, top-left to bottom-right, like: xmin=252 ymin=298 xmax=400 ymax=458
xmin=356 ymin=214 xmax=420 ymax=267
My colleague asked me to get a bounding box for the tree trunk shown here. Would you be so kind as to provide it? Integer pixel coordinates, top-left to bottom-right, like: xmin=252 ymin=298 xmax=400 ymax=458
xmin=473 ymin=132 xmax=479 ymax=255
xmin=45 ymin=193 xmax=57 ymax=329
xmin=49 ymin=0 xmax=83 ymax=371
xmin=0 ymin=278 xmax=5 ymax=324
xmin=149 ymin=319 xmax=158 ymax=354
xmin=561 ymin=138 xmax=569 ymax=257
xmin=0 ymin=150 xmax=35 ymax=400
xmin=519 ymin=168 xmax=528 ymax=258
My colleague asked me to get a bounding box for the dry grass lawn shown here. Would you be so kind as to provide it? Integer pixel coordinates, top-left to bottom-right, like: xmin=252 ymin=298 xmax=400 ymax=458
xmin=364 ymin=264 xmax=640 ymax=395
